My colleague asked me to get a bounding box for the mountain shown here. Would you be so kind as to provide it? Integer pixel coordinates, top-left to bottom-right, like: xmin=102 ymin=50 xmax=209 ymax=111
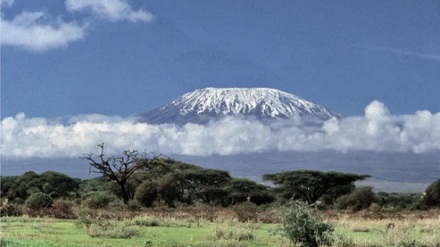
xmin=139 ymin=87 xmax=342 ymax=124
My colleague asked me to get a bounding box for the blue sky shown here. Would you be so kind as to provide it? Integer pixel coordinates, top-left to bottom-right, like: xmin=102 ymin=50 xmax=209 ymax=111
xmin=1 ymin=0 xmax=440 ymax=163
xmin=2 ymin=0 xmax=440 ymax=119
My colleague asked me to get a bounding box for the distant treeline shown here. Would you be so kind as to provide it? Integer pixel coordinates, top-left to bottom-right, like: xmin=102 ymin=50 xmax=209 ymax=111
xmin=1 ymin=156 xmax=439 ymax=218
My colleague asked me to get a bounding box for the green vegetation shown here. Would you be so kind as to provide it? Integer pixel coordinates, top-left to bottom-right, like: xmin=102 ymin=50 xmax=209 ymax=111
xmin=263 ymin=170 xmax=369 ymax=204
xmin=0 ymin=171 xmax=79 ymax=203
xmin=25 ymin=192 xmax=53 ymax=210
xmin=80 ymin=143 xmax=162 ymax=204
xmin=1 ymin=210 xmax=440 ymax=247
xmin=336 ymin=186 xmax=376 ymax=212
xmin=0 ymin=213 xmax=287 ymax=247
xmin=277 ymin=202 xmax=333 ymax=247
xmin=424 ymin=178 xmax=440 ymax=208
xmin=1 ymin=146 xmax=439 ymax=246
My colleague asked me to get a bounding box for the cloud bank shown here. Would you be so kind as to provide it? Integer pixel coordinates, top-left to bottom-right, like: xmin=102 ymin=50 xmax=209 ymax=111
xmin=1 ymin=0 xmax=153 ymax=52
xmin=2 ymin=101 xmax=440 ymax=158
xmin=66 ymin=0 xmax=154 ymax=23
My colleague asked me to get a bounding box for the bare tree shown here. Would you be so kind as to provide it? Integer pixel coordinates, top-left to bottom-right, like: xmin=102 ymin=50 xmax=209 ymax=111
xmin=81 ymin=143 xmax=160 ymax=204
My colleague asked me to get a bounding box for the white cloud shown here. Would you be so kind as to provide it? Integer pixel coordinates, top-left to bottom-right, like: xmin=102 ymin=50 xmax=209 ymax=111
xmin=1 ymin=0 xmax=153 ymax=52
xmin=65 ymin=0 xmax=154 ymax=23
xmin=0 ymin=0 xmax=14 ymax=8
xmin=1 ymin=11 xmax=87 ymax=52
xmin=2 ymin=101 xmax=440 ymax=158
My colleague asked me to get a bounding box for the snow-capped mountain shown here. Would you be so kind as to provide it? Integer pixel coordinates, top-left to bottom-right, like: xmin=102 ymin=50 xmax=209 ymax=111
xmin=139 ymin=87 xmax=342 ymax=124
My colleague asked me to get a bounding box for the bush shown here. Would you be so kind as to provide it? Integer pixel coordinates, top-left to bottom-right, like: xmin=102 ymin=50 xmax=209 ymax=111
xmin=369 ymin=202 xmax=382 ymax=213
xmin=212 ymin=226 xmax=254 ymax=242
xmin=39 ymin=171 xmax=79 ymax=198
xmin=336 ymin=186 xmax=375 ymax=212
xmin=108 ymin=199 xmax=125 ymax=211
xmin=424 ymin=178 xmax=440 ymax=208
xmin=74 ymin=206 xmax=139 ymax=238
xmin=50 ymin=200 xmax=75 ymax=219
xmin=84 ymin=193 xmax=118 ymax=209
xmin=74 ymin=206 xmax=117 ymax=230
xmin=87 ymin=224 xmax=140 ymax=239
xmin=232 ymin=201 xmax=259 ymax=222
xmin=0 ymin=203 xmax=22 ymax=217
xmin=127 ymin=200 xmax=142 ymax=211
xmin=132 ymin=217 xmax=161 ymax=227
xmin=377 ymin=192 xmax=422 ymax=210
xmin=278 ymin=202 xmax=333 ymax=247
xmin=134 ymin=181 xmax=158 ymax=207
xmin=25 ymin=192 xmax=53 ymax=210
xmin=74 ymin=206 xmax=101 ymax=230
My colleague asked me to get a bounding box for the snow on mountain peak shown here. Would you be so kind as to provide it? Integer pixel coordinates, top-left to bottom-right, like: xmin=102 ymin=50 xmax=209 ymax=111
xmin=140 ymin=87 xmax=341 ymax=124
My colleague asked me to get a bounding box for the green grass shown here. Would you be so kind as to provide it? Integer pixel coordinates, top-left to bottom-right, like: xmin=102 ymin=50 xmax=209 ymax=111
xmin=0 ymin=216 xmax=288 ymax=247
xmin=1 ymin=213 xmax=439 ymax=247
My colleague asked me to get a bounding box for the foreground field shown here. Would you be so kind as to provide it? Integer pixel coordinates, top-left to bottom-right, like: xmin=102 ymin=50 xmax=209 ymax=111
xmin=1 ymin=215 xmax=286 ymax=247
xmin=330 ymin=213 xmax=440 ymax=247
xmin=1 ymin=211 xmax=440 ymax=247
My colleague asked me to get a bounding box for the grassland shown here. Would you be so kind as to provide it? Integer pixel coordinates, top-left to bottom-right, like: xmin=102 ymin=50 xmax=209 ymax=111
xmin=330 ymin=212 xmax=440 ymax=247
xmin=1 ymin=209 xmax=439 ymax=247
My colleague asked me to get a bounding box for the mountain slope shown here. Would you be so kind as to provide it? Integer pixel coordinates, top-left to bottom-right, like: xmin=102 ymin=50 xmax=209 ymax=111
xmin=140 ymin=87 xmax=341 ymax=124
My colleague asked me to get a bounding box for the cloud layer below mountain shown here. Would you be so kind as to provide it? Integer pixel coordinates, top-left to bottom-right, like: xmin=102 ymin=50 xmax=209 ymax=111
xmin=2 ymin=101 xmax=439 ymax=158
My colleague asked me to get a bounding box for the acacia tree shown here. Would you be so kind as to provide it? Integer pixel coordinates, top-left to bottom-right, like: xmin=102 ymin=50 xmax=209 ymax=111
xmin=157 ymin=168 xmax=231 ymax=205
xmin=224 ymin=178 xmax=275 ymax=205
xmin=133 ymin=160 xmax=233 ymax=207
xmin=263 ymin=170 xmax=369 ymax=204
xmin=81 ymin=143 xmax=160 ymax=204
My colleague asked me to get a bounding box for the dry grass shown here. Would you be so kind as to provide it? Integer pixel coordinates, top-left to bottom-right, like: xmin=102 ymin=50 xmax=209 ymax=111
xmin=329 ymin=211 xmax=440 ymax=247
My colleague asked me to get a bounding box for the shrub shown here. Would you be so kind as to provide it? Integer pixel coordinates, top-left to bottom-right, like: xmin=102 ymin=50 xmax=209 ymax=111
xmin=39 ymin=171 xmax=79 ymax=198
xmin=0 ymin=199 xmax=22 ymax=217
xmin=132 ymin=217 xmax=161 ymax=227
xmin=87 ymin=224 xmax=140 ymax=239
xmin=277 ymin=202 xmax=333 ymax=247
xmin=143 ymin=240 xmax=153 ymax=247
xmin=25 ymin=192 xmax=53 ymax=210
xmin=424 ymin=178 xmax=440 ymax=208
xmin=232 ymin=201 xmax=259 ymax=222
xmin=236 ymin=231 xmax=254 ymax=241
xmin=74 ymin=206 xmax=139 ymax=238
xmin=212 ymin=226 xmax=254 ymax=242
xmin=74 ymin=206 xmax=117 ymax=229
xmin=134 ymin=181 xmax=158 ymax=207
xmin=127 ymin=200 xmax=142 ymax=211
xmin=50 ymin=200 xmax=75 ymax=219
xmin=336 ymin=186 xmax=375 ymax=212
xmin=108 ymin=199 xmax=125 ymax=211
xmin=0 ymin=204 xmax=22 ymax=217
xmin=377 ymin=192 xmax=422 ymax=210
xmin=84 ymin=193 xmax=117 ymax=209
xmin=369 ymin=202 xmax=382 ymax=213
xmin=74 ymin=206 xmax=101 ymax=230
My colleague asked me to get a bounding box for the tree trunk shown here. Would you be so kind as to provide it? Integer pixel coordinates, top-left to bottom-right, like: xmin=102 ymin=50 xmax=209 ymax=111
xmin=119 ymin=183 xmax=130 ymax=204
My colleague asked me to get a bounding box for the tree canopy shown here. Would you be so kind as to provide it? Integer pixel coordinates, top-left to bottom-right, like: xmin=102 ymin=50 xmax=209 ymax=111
xmin=81 ymin=143 xmax=161 ymax=204
xmin=224 ymin=178 xmax=275 ymax=205
xmin=263 ymin=170 xmax=369 ymax=204
xmin=1 ymin=171 xmax=79 ymax=201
